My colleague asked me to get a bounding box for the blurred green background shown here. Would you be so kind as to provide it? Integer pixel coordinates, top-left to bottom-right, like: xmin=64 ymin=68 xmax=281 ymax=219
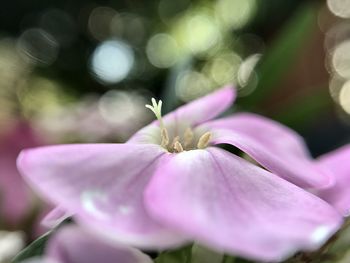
xmin=0 ymin=0 xmax=349 ymax=156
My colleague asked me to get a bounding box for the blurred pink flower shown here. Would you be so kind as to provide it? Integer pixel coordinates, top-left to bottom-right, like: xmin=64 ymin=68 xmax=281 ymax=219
xmin=22 ymin=225 xmax=152 ymax=263
xmin=0 ymin=120 xmax=43 ymax=226
xmin=17 ymin=87 xmax=343 ymax=262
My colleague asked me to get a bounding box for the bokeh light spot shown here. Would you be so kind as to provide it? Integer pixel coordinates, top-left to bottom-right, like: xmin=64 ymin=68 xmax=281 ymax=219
xmin=17 ymin=28 xmax=59 ymax=66
xmin=332 ymin=40 xmax=350 ymax=79
xmin=215 ymin=0 xmax=257 ymax=30
xmin=146 ymin=34 xmax=180 ymax=68
xmin=90 ymin=40 xmax=134 ymax=84
xmin=327 ymin=0 xmax=350 ymax=18
xmin=176 ymin=70 xmax=212 ymax=101
xmin=339 ymin=80 xmax=350 ymax=114
xmin=174 ymin=12 xmax=220 ymax=55
xmin=206 ymin=52 xmax=242 ymax=85
xmin=88 ymin=6 xmax=117 ymax=41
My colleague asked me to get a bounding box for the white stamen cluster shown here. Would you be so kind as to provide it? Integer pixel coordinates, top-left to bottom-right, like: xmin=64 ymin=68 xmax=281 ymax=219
xmin=146 ymin=98 xmax=211 ymax=152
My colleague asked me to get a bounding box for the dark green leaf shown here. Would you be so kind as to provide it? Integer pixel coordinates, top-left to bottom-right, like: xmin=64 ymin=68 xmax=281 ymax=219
xmin=274 ymin=86 xmax=331 ymax=130
xmin=242 ymin=3 xmax=318 ymax=108
xmin=155 ymin=245 xmax=193 ymax=263
xmin=12 ymin=218 xmax=73 ymax=263
xmin=11 ymin=231 xmax=51 ymax=263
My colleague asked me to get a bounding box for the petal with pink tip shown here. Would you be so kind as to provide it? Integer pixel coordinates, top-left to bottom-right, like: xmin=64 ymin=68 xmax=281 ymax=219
xmin=145 ymin=148 xmax=342 ymax=262
xmin=17 ymin=144 xmax=186 ymax=248
xmin=200 ymin=113 xmax=332 ymax=188
xmin=316 ymin=145 xmax=350 ymax=216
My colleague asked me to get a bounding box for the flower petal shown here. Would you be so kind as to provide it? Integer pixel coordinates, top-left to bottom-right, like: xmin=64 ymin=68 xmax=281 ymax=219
xmin=17 ymin=144 xmax=186 ymax=248
xmin=41 ymin=207 xmax=71 ymax=229
xmin=166 ymin=85 xmax=236 ymax=125
xmin=46 ymin=225 xmax=152 ymax=263
xmin=200 ymin=113 xmax=331 ymax=188
xmin=316 ymin=145 xmax=350 ymax=216
xmin=144 ymin=148 xmax=342 ymax=262
xmin=128 ymin=86 xmax=235 ymax=144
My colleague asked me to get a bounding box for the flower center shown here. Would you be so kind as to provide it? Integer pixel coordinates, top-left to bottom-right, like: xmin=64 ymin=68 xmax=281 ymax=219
xmin=146 ymin=98 xmax=211 ymax=153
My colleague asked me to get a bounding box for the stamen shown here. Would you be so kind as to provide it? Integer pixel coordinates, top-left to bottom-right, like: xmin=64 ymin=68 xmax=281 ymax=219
xmin=184 ymin=128 xmax=194 ymax=148
xmin=174 ymin=141 xmax=184 ymax=153
xmin=197 ymin=132 xmax=212 ymax=149
xmin=161 ymin=128 xmax=169 ymax=148
xmin=170 ymin=136 xmax=180 ymax=149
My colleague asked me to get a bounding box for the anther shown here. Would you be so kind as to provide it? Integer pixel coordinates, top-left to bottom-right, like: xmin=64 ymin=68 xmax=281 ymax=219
xmin=197 ymin=132 xmax=212 ymax=149
xmin=170 ymin=136 xmax=180 ymax=149
xmin=184 ymin=128 xmax=194 ymax=148
xmin=161 ymin=128 xmax=169 ymax=148
xmin=174 ymin=141 xmax=184 ymax=153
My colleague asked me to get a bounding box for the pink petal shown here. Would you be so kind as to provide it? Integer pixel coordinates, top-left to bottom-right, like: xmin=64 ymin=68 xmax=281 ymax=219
xmin=144 ymin=148 xmax=342 ymax=262
xmin=128 ymin=86 xmax=235 ymax=144
xmin=316 ymin=145 xmax=350 ymax=216
xmin=17 ymin=144 xmax=186 ymax=248
xmin=200 ymin=113 xmax=332 ymax=189
xmin=166 ymin=85 xmax=236 ymax=125
xmin=46 ymin=225 xmax=152 ymax=263
xmin=41 ymin=207 xmax=71 ymax=228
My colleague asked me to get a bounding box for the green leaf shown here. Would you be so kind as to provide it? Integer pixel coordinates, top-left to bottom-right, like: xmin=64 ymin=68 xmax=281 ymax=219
xmin=155 ymin=245 xmax=193 ymax=263
xmin=11 ymin=231 xmax=51 ymax=263
xmin=191 ymin=244 xmax=224 ymax=263
xmin=222 ymin=255 xmax=236 ymax=263
xmin=12 ymin=218 xmax=72 ymax=263
xmin=241 ymin=3 xmax=318 ymax=108
xmin=273 ymin=86 xmax=331 ymax=130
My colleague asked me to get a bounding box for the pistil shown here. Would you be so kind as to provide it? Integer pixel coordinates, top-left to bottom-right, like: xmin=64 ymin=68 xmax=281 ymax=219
xmin=145 ymin=98 xmax=169 ymax=148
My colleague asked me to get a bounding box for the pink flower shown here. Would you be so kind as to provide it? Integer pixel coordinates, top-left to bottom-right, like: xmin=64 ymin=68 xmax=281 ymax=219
xmin=17 ymin=87 xmax=343 ymax=262
xmin=0 ymin=120 xmax=43 ymax=226
xmin=23 ymin=225 xmax=152 ymax=263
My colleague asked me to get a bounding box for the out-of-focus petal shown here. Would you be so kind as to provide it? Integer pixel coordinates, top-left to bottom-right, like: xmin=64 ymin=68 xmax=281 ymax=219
xmin=46 ymin=225 xmax=152 ymax=263
xmin=144 ymin=148 xmax=342 ymax=262
xmin=200 ymin=113 xmax=332 ymax=189
xmin=17 ymin=144 xmax=186 ymax=248
xmin=41 ymin=207 xmax=71 ymax=229
xmin=316 ymin=145 xmax=350 ymax=216
xmin=128 ymin=86 xmax=235 ymax=144
xmin=21 ymin=258 xmax=59 ymax=263
xmin=0 ymin=120 xmax=44 ymax=225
